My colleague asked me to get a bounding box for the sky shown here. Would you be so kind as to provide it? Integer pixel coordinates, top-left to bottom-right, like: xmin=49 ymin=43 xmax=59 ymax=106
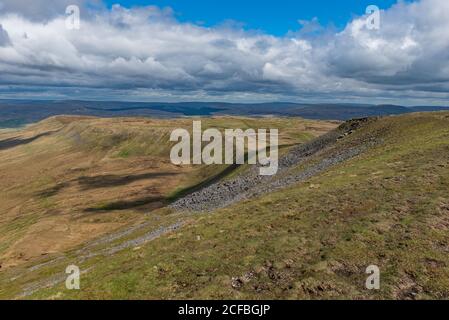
xmin=104 ymin=0 xmax=401 ymax=35
xmin=0 ymin=0 xmax=448 ymax=105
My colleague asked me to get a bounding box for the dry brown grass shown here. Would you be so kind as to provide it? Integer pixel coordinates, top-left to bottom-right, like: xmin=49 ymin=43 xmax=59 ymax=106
xmin=0 ymin=115 xmax=336 ymax=269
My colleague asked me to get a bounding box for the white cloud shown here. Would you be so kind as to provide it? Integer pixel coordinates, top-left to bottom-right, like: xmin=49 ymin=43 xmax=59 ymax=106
xmin=0 ymin=0 xmax=448 ymax=104
xmin=0 ymin=0 xmax=103 ymax=20
xmin=0 ymin=24 xmax=10 ymax=46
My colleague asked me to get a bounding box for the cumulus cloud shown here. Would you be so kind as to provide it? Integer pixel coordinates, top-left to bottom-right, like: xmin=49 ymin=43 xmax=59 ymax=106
xmin=326 ymin=0 xmax=449 ymax=88
xmin=0 ymin=0 xmax=448 ymax=104
xmin=0 ymin=24 xmax=10 ymax=46
xmin=0 ymin=0 xmax=103 ymax=20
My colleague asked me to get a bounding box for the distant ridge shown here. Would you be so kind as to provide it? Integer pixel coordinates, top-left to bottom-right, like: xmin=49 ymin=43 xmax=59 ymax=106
xmin=1 ymin=99 xmax=448 ymax=128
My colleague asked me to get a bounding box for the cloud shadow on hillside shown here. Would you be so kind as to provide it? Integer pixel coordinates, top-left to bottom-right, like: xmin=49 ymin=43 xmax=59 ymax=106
xmin=77 ymin=172 xmax=179 ymax=190
xmin=0 ymin=132 xmax=53 ymax=151
xmin=84 ymin=195 xmax=166 ymax=212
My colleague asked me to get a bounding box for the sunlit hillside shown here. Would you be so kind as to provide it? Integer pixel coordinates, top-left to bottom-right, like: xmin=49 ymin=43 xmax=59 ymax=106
xmin=0 ymin=115 xmax=334 ymax=273
xmin=1 ymin=113 xmax=448 ymax=299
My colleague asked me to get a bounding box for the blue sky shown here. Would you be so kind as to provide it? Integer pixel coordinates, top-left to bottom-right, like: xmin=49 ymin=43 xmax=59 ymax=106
xmin=105 ymin=0 xmax=402 ymax=35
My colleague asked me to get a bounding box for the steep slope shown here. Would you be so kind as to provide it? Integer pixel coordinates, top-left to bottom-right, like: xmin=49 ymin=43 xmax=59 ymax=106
xmin=2 ymin=112 xmax=449 ymax=300
xmin=0 ymin=116 xmax=331 ymax=271
xmin=170 ymin=118 xmax=378 ymax=212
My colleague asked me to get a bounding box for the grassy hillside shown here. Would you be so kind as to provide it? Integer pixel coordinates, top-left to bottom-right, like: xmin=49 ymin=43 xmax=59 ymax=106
xmin=0 ymin=115 xmax=333 ymax=273
xmin=1 ymin=112 xmax=448 ymax=300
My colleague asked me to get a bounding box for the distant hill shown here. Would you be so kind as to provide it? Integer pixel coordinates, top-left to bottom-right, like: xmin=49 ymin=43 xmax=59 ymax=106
xmin=1 ymin=99 xmax=448 ymax=128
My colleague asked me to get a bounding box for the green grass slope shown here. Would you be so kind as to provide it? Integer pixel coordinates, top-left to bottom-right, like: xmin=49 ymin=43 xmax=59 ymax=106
xmin=0 ymin=115 xmax=334 ymax=297
xmin=2 ymin=112 xmax=449 ymax=299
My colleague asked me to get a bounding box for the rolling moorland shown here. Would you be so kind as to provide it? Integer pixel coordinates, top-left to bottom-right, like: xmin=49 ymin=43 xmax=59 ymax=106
xmin=0 ymin=115 xmax=335 ymax=295
xmin=0 ymin=111 xmax=448 ymax=299
xmin=1 ymin=99 xmax=449 ymax=128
